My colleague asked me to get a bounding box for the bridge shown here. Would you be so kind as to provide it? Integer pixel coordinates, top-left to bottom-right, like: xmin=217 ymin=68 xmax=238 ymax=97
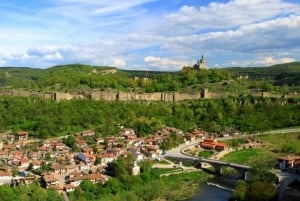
xmin=165 ymin=155 xmax=251 ymax=180
xmin=193 ymin=157 xmax=251 ymax=180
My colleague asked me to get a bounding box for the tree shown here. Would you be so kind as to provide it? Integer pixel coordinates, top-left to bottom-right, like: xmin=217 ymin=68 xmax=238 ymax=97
xmin=230 ymin=180 xmax=247 ymax=201
xmin=63 ymin=136 xmax=76 ymax=149
xmin=245 ymin=181 xmax=277 ymax=201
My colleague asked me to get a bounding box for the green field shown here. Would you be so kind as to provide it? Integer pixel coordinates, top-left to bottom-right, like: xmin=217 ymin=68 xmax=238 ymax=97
xmin=221 ymin=132 xmax=300 ymax=169
xmin=222 ymin=148 xmax=275 ymax=166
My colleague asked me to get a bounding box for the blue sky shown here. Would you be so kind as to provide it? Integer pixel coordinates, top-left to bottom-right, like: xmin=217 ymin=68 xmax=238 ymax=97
xmin=0 ymin=0 xmax=300 ymax=70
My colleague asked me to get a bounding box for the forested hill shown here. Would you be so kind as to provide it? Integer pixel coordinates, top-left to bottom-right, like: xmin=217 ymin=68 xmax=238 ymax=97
xmin=0 ymin=62 xmax=299 ymax=93
xmin=226 ymin=62 xmax=300 ymax=85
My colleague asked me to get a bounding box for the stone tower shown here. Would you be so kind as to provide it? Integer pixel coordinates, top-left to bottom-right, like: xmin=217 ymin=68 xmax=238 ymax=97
xmin=194 ymin=54 xmax=207 ymax=70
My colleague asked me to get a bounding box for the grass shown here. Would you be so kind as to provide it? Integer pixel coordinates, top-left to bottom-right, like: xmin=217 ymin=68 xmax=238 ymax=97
xmin=154 ymin=159 xmax=171 ymax=165
xmin=198 ymin=150 xmax=214 ymax=158
xmin=151 ymin=168 xmax=182 ymax=175
xmin=221 ymin=132 xmax=300 ymax=170
xmin=222 ymin=148 xmax=262 ymax=164
xmin=258 ymin=132 xmax=300 ymax=154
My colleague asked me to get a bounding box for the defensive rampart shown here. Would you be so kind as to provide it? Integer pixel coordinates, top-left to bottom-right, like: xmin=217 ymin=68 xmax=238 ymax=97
xmin=0 ymin=89 xmax=298 ymax=102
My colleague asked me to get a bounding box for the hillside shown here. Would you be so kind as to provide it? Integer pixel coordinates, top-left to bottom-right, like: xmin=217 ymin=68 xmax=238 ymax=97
xmin=226 ymin=62 xmax=300 ymax=85
xmin=0 ymin=62 xmax=299 ymax=93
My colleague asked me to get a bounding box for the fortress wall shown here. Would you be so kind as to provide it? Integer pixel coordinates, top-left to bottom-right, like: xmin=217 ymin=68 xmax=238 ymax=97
xmin=12 ymin=90 xmax=31 ymax=97
xmin=100 ymin=91 xmax=118 ymax=101
xmin=0 ymin=91 xmax=13 ymax=96
xmin=73 ymin=94 xmax=86 ymax=100
xmin=5 ymin=88 xmax=296 ymax=102
xmin=91 ymin=91 xmax=101 ymax=100
xmin=118 ymin=92 xmax=132 ymax=101
xmin=163 ymin=93 xmax=175 ymax=102
xmin=54 ymin=92 xmax=74 ymax=101
xmin=149 ymin=92 xmax=163 ymax=101
xmin=44 ymin=93 xmax=54 ymax=100
xmin=137 ymin=93 xmax=162 ymax=101
xmin=174 ymin=93 xmax=200 ymax=101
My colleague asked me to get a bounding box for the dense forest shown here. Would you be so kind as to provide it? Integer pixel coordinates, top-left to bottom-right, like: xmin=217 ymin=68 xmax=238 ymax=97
xmin=0 ymin=96 xmax=299 ymax=138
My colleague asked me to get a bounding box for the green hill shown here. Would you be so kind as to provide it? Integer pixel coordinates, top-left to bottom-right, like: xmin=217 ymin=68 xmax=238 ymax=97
xmin=0 ymin=62 xmax=299 ymax=93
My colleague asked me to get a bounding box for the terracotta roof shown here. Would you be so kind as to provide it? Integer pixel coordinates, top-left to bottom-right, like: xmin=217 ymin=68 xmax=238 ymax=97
xmin=64 ymin=184 xmax=75 ymax=189
xmin=0 ymin=171 xmax=12 ymax=177
xmin=200 ymin=142 xmax=215 ymax=148
xmin=278 ymin=154 xmax=300 ymax=161
xmin=52 ymin=163 xmax=66 ymax=170
xmin=215 ymin=142 xmax=226 ymax=147
xmin=18 ymin=131 xmax=28 ymax=136
xmin=43 ymin=173 xmax=59 ymax=183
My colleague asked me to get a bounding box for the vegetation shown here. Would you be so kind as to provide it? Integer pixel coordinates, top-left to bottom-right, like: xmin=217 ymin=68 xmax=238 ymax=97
xmin=68 ymin=155 xmax=211 ymax=201
xmin=224 ymin=132 xmax=300 ymax=201
xmin=1 ymin=62 xmax=300 ymax=93
xmin=198 ymin=150 xmax=214 ymax=158
xmin=0 ymin=96 xmax=299 ymax=138
xmin=230 ymin=180 xmax=277 ymax=201
xmin=0 ymin=184 xmax=63 ymax=201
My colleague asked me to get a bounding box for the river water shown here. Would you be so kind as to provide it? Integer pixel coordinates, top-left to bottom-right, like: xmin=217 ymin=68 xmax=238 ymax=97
xmin=190 ymin=184 xmax=231 ymax=201
xmin=189 ymin=177 xmax=234 ymax=201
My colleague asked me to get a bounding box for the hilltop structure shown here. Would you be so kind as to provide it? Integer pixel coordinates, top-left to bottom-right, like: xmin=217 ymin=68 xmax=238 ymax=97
xmin=194 ymin=54 xmax=207 ymax=70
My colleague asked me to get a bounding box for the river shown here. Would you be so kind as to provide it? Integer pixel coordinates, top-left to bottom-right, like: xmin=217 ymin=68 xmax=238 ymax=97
xmin=189 ymin=177 xmax=234 ymax=201
xmin=190 ymin=184 xmax=231 ymax=201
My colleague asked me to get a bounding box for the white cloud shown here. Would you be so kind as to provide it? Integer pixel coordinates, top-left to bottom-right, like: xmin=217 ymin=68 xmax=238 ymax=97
xmin=256 ymin=56 xmax=296 ymax=65
xmin=144 ymin=56 xmax=189 ymax=71
xmin=43 ymin=52 xmax=63 ymax=61
xmin=1 ymin=0 xmax=300 ymax=69
xmin=113 ymin=58 xmax=126 ymax=67
xmin=0 ymin=59 xmax=6 ymax=65
xmin=166 ymin=0 xmax=300 ymax=32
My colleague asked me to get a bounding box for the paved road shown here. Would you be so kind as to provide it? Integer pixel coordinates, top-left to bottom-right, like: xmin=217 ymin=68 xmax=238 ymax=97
xmin=164 ymin=127 xmax=300 ymax=160
xmin=62 ymin=191 xmax=70 ymax=201
xmin=164 ymin=127 xmax=300 ymax=200
xmin=272 ymin=170 xmax=300 ymax=201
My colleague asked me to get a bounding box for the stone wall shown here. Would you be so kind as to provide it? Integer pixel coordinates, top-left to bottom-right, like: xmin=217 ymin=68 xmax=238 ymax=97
xmin=0 ymin=88 xmax=298 ymax=102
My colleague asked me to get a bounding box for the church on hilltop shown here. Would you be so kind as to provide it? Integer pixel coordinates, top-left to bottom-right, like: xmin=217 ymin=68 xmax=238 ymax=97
xmin=193 ymin=54 xmax=207 ymax=70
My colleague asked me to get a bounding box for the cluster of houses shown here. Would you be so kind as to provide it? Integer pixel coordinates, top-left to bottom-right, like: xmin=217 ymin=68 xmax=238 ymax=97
xmin=199 ymin=138 xmax=227 ymax=152
xmin=0 ymin=126 xmax=207 ymax=192
xmin=2 ymin=127 xmax=298 ymax=193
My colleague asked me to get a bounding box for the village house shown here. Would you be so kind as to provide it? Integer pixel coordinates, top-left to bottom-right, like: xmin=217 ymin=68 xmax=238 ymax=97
xmin=96 ymin=137 xmax=105 ymax=145
xmin=51 ymin=163 xmax=67 ymax=175
xmin=81 ymin=130 xmax=95 ymax=137
xmin=17 ymin=131 xmax=29 ymax=141
xmin=19 ymin=157 xmax=30 ymax=169
xmin=64 ymin=184 xmax=75 ymax=192
xmin=68 ymin=172 xmax=106 ymax=187
xmin=31 ymin=160 xmax=42 ymax=170
xmin=278 ymin=154 xmax=300 ymax=170
xmin=54 ymin=141 xmax=67 ymax=151
xmin=42 ymin=173 xmax=60 ymax=188
xmin=86 ymin=173 xmax=106 ymax=184
xmin=98 ymin=153 xmax=116 ymax=166
xmin=82 ymin=146 xmax=94 ymax=155
xmin=184 ymin=133 xmax=196 ymax=142
xmin=0 ymin=170 xmax=13 ymax=180
xmin=6 ymin=134 xmax=15 ymax=144
xmin=74 ymin=137 xmax=86 ymax=148
xmin=200 ymin=138 xmax=227 ymax=151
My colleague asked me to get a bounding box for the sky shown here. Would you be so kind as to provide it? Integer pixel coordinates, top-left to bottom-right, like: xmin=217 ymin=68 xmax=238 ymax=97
xmin=0 ymin=0 xmax=300 ymax=71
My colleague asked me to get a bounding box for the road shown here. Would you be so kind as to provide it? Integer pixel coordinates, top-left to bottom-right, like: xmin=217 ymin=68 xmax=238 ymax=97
xmin=164 ymin=127 xmax=300 ymax=200
xmin=164 ymin=126 xmax=300 ymax=160
xmin=272 ymin=170 xmax=300 ymax=201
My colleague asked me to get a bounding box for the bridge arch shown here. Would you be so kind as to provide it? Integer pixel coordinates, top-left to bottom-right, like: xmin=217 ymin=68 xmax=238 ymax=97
xmin=193 ymin=158 xmax=250 ymax=180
